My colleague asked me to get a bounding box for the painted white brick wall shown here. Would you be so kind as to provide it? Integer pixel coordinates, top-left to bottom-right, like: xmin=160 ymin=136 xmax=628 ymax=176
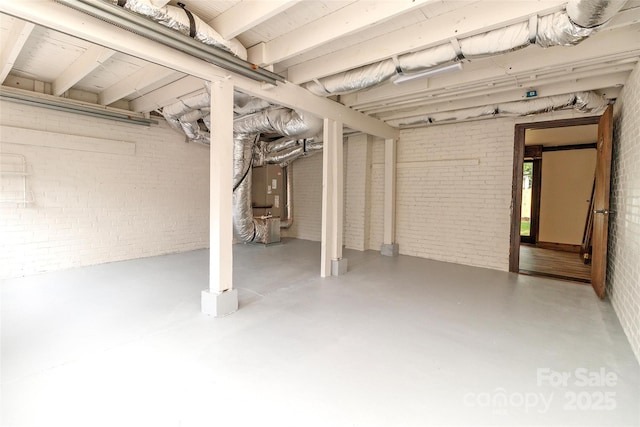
xmin=285 ymin=138 xmax=362 ymax=246
xmin=0 ymin=101 xmax=209 ymax=278
xmin=389 ymin=120 xmax=514 ymax=270
xmin=344 ymin=134 xmax=372 ymax=251
xmin=282 ymin=152 xmax=323 ymax=241
xmin=289 ymin=109 xmax=604 ymax=272
xmin=609 ymin=63 xmax=640 ymax=363
xmin=368 ymin=138 xmax=386 ymax=252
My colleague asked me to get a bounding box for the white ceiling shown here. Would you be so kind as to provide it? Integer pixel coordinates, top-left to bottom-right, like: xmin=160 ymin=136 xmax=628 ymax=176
xmin=526 ymin=124 xmax=598 ymax=146
xmin=1 ymin=0 xmax=639 ymax=126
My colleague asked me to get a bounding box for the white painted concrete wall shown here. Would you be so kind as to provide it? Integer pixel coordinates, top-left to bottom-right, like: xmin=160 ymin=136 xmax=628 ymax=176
xmin=0 ymin=101 xmax=210 ymax=278
xmin=609 ymin=63 xmax=640 ymax=363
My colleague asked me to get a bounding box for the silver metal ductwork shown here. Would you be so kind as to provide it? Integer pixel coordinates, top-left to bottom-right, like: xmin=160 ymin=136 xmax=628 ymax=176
xmin=161 ymin=91 xmax=211 ymax=144
xmin=110 ymin=0 xmax=247 ymax=59
xmin=161 ymin=90 xmax=322 ymax=242
xmin=162 ymin=91 xmax=277 ymax=145
xmin=232 ymin=133 xmax=259 ymax=243
xmin=396 ymin=91 xmax=609 ymax=127
xmin=281 ymin=165 xmax=294 ymax=229
xmin=258 ymin=137 xmax=323 ymax=166
xmin=232 ymin=108 xmax=322 ymax=243
xmin=566 ymin=0 xmax=628 ymax=28
xmin=304 ymin=0 xmax=628 ymax=96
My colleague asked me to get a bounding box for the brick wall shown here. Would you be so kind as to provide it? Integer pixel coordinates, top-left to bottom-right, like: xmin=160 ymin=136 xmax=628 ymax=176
xmin=388 ymin=120 xmax=515 ymax=270
xmin=344 ymin=134 xmax=372 ymax=251
xmin=282 ymin=151 xmax=323 ymax=241
xmin=609 ymin=63 xmax=640 ymax=363
xmin=0 ymin=101 xmax=210 ymax=278
xmin=368 ymin=138 xmax=386 ymax=252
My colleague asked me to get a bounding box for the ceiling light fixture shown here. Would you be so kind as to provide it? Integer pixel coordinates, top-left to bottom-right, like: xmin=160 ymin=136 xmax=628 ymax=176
xmin=391 ymin=63 xmax=463 ymax=85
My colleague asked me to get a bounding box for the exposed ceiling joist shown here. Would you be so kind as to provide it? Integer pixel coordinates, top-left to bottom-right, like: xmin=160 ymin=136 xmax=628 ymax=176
xmin=52 ymin=45 xmax=116 ymax=96
xmin=130 ymin=75 xmax=203 ymax=113
xmin=372 ymin=63 xmax=635 ymax=116
xmin=342 ymin=24 xmax=640 ymax=110
xmin=286 ymin=0 xmax=568 ymax=84
xmin=98 ymin=63 xmax=178 ymax=106
xmin=0 ymin=18 xmax=34 ymax=84
xmin=209 ymin=0 xmax=301 ymax=40
xmin=381 ymin=71 xmax=632 ymax=125
xmin=0 ymin=0 xmax=397 ymax=139
xmin=248 ymin=0 xmax=437 ymax=66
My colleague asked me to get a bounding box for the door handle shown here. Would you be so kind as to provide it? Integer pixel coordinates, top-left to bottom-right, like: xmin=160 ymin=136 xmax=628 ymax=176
xmin=594 ymin=209 xmax=615 ymax=215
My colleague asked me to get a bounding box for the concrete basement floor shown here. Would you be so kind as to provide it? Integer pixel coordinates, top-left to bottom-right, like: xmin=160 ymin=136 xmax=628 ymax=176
xmin=2 ymin=239 xmax=639 ymax=427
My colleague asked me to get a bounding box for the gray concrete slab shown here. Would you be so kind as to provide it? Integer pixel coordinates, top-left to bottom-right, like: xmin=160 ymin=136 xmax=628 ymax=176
xmin=2 ymin=238 xmax=638 ymax=427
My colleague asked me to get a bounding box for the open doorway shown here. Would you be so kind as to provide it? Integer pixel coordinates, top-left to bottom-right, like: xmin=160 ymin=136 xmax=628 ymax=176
xmin=510 ymin=117 xmax=601 ymax=283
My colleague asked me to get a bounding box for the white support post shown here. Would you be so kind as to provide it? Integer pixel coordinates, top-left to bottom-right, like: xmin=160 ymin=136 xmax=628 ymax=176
xmin=381 ymin=138 xmax=399 ymax=257
xmin=321 ymin=118 xmax=348 ymax=277
xmin=321 ymin=118 xmax=334 ymax=278
xmin=331 ymin=120 xmax=346 ymax=275
xmin=201 ymin=77 xmax=238 ymax=316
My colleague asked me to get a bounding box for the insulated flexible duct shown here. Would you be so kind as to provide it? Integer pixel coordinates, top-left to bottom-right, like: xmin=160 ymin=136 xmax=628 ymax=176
xmin=397 ymin=91 xmax=608 ymax=126
xmin=161 ymin=91 xmax=211 ymax=143
xmin=567 ymin=0 xmax=628 ymax=28
xmin=162 ymin=91 xmax=275 ymax=145
xmin=281 ymin=165 xmax=294 ymax=229
xmin=233 ymin=133 xmax=259 ymax=243
xmin=111 ymin=0 xmax=247 ymax=59
xmin=265 ymin=137 xmax=302 ymax=153
xmin=263 ymin=139 xmax=323 ymax=166
xmin=304 ymin=0 xmax=627 ymax=96
xmin=232 ymin=108 xmax=322 ymax=243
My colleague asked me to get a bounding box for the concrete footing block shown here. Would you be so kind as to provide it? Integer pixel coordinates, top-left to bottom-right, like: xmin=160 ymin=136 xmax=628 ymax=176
xmin=201 ymin=289 xmax=238 ymax=317
xmin=381 ymin=243 xmax=399 ymax=257
xmin=332 ymin=258 xmax=348 ymax=276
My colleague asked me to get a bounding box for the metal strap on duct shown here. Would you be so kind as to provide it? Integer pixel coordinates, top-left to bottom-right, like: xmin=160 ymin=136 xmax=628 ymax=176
xmin=304 ymin=0 xmax=628 ymax=96
xmin=177 ymin=2 xmax=196 ymax=38
xmin=113 ymin=0 xmax=247 ymax=59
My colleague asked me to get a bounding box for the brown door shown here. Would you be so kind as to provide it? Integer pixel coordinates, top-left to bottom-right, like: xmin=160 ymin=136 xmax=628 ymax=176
xmin=591 ymin=105 xmax=614 ymax=299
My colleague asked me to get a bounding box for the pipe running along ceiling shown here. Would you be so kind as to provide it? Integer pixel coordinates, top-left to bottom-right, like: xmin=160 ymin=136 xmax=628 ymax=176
xmin=154 ymin=0 xmax=622 ymax=242
xmin=304 ymin=0 xmax=628 ymax=96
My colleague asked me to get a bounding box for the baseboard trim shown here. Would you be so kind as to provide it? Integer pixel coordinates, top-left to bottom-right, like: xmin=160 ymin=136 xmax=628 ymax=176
xmin=536 ymin=241 xmax=581 ymax=253
xmin=519 ymin=269 xmax=590 ymax=284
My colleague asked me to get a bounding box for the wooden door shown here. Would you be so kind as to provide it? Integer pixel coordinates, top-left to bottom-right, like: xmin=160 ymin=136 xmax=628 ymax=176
xmin=591 ymin=105 xmax=614 ymax=299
